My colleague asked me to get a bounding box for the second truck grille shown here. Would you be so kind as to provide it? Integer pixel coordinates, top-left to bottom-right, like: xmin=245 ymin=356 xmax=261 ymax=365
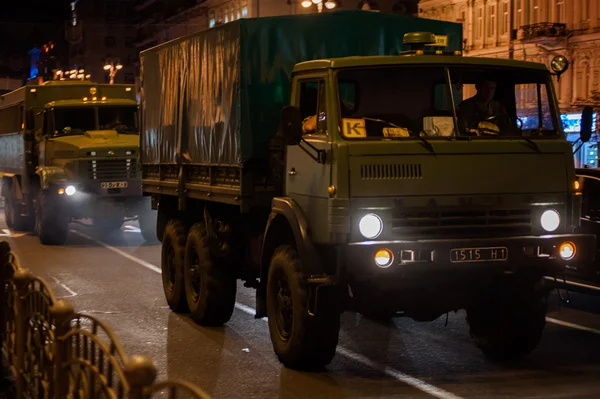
xmin=87 ymin=160 xmax=137 ymax=180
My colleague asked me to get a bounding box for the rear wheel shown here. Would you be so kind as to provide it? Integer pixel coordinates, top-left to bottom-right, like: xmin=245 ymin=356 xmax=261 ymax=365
xmin=36 ymin=190 xmax=68 ymax=245
xmin=467 ymin=274 xmax=548 ymax=361
xmin=183 ymin=223 xmax=236 ymax=326
xmin=138 ymin=207 xmax=158 ymax=242
xmin=266 ymin=245 xmax=340 ymax=369
xmin=161 ymin=219 xmax=189 ymax=312
xmin=7 ymin=184 xmax=34 ymax=231
xmin=4 ymin=190 xmax=14 ymax=229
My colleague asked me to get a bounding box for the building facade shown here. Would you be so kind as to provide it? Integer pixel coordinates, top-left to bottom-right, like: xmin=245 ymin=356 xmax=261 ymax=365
xmin=419 ymin=0 xmax=600 ymax=167
xmin=65 ymin=0 xmax=138 ymax=85
xmin=133 ymin=0 xmax=419 ymax=54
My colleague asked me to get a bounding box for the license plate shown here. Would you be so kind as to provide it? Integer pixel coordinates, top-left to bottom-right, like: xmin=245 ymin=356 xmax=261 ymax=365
xmin=450 ymin=247 xmax=508 ymax=263
xmin=101 ymin=181 xmax=128 ymax=189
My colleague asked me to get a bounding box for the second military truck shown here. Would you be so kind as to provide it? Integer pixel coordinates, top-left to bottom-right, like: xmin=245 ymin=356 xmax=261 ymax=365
xmin=140 ymin=11 xmax=595 ymax=369
xmin=0 ymin=79 xmax=155 ymax=245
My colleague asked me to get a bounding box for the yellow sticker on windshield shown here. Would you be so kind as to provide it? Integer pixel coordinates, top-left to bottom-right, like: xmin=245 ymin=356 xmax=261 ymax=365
xmin=342 ymin=118 xmax=367 ymax=138
xmin=383 ymin=127 xmax=410 ymax=137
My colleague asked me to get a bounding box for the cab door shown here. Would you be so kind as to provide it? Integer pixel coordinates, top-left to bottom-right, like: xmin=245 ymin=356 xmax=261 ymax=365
xmin=285 ymin=75 xmax=332 ymax=238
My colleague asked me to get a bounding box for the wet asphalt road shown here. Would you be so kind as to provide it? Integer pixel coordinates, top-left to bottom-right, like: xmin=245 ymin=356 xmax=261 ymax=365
xmin=2 ymin=214 xmax=600 ymax=399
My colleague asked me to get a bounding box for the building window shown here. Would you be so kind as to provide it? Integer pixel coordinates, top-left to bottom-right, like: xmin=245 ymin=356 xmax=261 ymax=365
xmin=105 ymin=1 xmax=117 ymax=17
xmin=477 ymin=7 xmax=483 ymax=39
xmin=517 ymin=0 xmax=524 ymax=26
xmin=581 ymin=0 xmax=590 ymax=21
xmin=209 ymin=9 xmax=216 ymax=27
xmin=105 ymin=36 xmax=116 ymax=47
xmin=489 ymin=4 xmax=496 ymax=36
xmin=502 ymin=1 xmax=509 ymax=34
xmin=242 ymin=5 xmax=248 ymax=17
xmin=576 ymin=61 xmax=591 ymax=100
xmin=556 ymin=1 xmax=564 ymax=23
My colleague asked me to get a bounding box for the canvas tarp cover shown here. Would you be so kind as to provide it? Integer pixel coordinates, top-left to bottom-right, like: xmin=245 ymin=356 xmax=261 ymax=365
xmin=140 ymin=10 xmax=462 ymax=166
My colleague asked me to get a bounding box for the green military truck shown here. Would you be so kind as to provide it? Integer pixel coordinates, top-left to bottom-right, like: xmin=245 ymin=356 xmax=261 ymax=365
xmin=0 ymin=79 xmax=156 ymax=245
xmin=140 ymin=11 xmax=595 ymax=369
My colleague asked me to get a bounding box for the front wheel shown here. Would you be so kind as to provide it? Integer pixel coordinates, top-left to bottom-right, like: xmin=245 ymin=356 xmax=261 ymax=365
xmin=266 ymin=245 xmax=340 ymax=370
xmin=36 ymin=191 xmax=68 ymax=245
xmin=467 ymin=274 xmax=548 ymax=361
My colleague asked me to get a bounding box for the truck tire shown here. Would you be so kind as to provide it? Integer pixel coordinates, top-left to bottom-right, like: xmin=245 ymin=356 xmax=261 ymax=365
xmin=138 ymin=207 xmax=158 ymax=242
xmin=4 ymin=192 xmax=14 ymax=228
xmin=161 ymin=219 xmax=189 ymax=312
xmin=7 ymin=185 xmax=34 ymax=231
xmin=36 ymin=191 xmax=68 ymax=245
xmin=266 ymin=245 xmax=340 ymax=369
xmin=466 ymin=275 xmax=548 ymax=361
xmin=183 ymin=223 xmax=236 ymax=326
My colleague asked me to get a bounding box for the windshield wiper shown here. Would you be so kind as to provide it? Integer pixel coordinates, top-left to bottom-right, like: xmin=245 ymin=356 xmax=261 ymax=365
xmin=519 ymin=133 xmax=540 ymax=151
xmin=515 ymin=126 xmax=541 ymax=151
xmin=361 ymin=117 xmax=434 ymax=152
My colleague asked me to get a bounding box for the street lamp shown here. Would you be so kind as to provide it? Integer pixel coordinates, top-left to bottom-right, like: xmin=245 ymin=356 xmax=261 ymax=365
xmin=103 ymin=59 xmax=123 ymax=84
xmin=302 ymin=0 xmax=337 ymax=13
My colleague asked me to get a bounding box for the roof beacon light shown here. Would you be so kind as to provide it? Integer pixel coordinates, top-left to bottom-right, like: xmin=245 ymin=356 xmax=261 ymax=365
xmin=402 ymin=32 xmax=437 ymax=52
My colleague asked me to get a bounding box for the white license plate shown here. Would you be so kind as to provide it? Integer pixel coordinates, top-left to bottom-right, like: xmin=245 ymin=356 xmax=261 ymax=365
xmin=450 ymin=247 xmax=508 ymax=263
xmin=101 ymin=181 xmax=128 ymax=189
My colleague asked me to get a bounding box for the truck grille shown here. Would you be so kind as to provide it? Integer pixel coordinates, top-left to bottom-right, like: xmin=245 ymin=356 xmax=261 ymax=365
xmin=87 ymin=159 xmax=137 ymax=181
xmin=392 ymin=208 xmax=532 ymax=239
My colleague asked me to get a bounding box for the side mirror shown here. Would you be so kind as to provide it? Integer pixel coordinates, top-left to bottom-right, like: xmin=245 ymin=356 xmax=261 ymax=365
xmin=279 ymin=106 xmax=303 ymax=146
xmin=581 ymin=106 xmax=594 ymax=143
xmin=551 ymin=55 xmax=569 ymax=80
xmin=26 ymin=110 xmax=34 ymax=130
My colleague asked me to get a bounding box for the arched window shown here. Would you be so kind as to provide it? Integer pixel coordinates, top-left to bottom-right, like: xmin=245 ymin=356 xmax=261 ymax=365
xmin=576 ymin=59 xmax=591 ymax=100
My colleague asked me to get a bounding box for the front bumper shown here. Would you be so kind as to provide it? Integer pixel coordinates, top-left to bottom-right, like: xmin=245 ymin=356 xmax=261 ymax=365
xmin=48 ymin=180 xmax=144 ymax=219
xmin=344 ymin=234 xmax=596 ymax=279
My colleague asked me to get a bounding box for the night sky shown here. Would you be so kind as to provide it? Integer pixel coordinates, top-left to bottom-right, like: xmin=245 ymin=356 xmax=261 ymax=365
xmin=1 ymin=0 xmax=70 ymax=23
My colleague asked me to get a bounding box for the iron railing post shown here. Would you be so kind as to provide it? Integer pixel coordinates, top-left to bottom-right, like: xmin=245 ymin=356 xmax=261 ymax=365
xmin=51 ymin=300 xmax=76 ymax=399
xmin=125 ymin=355 xmax=157 ymax=399
xmin=13 ymin=269 xmax=33 ymax=398
xmin=0 ymin=241 xmax=9 ymax=374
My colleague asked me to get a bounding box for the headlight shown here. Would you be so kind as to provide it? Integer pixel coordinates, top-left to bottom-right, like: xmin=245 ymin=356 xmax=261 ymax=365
xmin=359 ymin=213 xmax=383 ymax=239
xmin=540 ymin=209 xmax=560 ymax=232
xmin=65 ymin=185 xmax=76 ymax=196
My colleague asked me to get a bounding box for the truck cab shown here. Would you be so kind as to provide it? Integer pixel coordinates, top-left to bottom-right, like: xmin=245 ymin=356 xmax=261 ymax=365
xmin=266 ymin=38 xmax=596 ymax=364
xmin=0 ymin=80 xmax=156 ymax=245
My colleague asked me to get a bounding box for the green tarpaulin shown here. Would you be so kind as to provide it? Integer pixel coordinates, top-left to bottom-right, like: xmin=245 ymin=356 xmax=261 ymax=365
xmin=140 ymin=10 xmax=462 ymax=166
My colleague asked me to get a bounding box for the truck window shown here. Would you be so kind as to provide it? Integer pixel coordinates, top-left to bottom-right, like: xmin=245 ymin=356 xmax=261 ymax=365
xmin=98 ymin=106 xmax=138 ymax=134
xmin=336 ymin=65 xmax=560 ymax=140
xmin=514 ymin=83 xmax=554 ymax=131
xmin=299 ymin=80 xmax=327 ymax=136
xmin=53 ymin=107 xmax=95 ymax=136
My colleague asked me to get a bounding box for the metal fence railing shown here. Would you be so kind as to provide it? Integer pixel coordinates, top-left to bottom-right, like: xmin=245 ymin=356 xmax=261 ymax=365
xmin=0 ymin=241 xmax=211 ymax=399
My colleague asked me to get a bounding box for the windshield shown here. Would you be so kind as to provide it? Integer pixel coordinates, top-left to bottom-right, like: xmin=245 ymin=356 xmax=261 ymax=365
xmin=336 ymin=65 xmax=559 ymax=140
xmin=53 ymin=107 xmax=95 ymax=137
xmin=98 ymin=106 xmax=138 ymax=134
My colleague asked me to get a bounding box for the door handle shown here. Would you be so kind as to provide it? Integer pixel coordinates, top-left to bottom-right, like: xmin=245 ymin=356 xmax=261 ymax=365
xmin=288 ymin=168 xmax=297 ymax=176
